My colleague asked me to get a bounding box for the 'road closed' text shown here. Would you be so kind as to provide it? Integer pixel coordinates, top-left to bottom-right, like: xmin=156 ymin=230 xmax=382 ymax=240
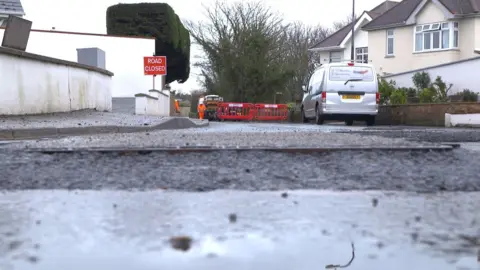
xmin=145 ymin=66 xmax=166 ymax=72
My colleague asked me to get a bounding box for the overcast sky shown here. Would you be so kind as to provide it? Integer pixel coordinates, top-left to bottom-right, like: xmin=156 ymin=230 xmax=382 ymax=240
xmin=21 ymin=0 xmax=390 ymax=93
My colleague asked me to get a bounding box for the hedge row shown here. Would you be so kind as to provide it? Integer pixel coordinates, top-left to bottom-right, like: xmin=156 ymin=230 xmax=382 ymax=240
xmin=106 ymin=3 xmax=190 ymax=84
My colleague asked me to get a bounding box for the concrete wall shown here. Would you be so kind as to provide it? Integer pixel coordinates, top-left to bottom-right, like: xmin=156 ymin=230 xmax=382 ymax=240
xmin=376 ymin=103 xmax=480 ymax=126
xmin=134 ymin=89 xmax=170 ymax=117
xmin=0 ymin=28 xmax=155 ymax=97
xmin=0 ymin=47 xmax=112 ymax=115
xmin=368 ymin=1 xmax=477 ymax=75
xmin=383 ymin=56 xmax=480 ymax=94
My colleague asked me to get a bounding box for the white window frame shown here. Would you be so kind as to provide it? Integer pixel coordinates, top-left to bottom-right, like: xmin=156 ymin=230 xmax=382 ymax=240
xmin=413 ymin=21 xmax=459 ymax=53
xmin=386 ymin=29 xmax=395 ymax=56
xmin=355 ymin=47 xmax=368 ymax=63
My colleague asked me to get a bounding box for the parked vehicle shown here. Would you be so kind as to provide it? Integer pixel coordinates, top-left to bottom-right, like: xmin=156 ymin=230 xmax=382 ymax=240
xmin=204 ymin=95 xmax=224 ymax=121
xmin=301 ymin=61 xmax=379 ymax=126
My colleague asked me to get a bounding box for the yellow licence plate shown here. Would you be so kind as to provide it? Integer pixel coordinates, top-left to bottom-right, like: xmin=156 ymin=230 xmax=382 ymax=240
xmin=342 ymin=95 xmax=361 ymax=100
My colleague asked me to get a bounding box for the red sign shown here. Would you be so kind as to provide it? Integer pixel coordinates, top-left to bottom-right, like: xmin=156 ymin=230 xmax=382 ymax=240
xmin=144 ymin=56 xmax=167 ymax=75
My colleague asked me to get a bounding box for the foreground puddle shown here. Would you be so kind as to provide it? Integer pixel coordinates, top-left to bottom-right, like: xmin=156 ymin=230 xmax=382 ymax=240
xmin=0 ymin=190 xmax=478 ymax=270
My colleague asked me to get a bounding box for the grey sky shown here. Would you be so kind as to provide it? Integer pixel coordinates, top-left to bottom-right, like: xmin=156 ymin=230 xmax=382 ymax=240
xmin=21 ymin=0 xmax=389 ymax=92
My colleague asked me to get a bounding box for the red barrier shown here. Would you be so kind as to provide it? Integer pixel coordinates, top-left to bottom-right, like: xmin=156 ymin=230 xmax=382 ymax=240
xmin=254 ymin=104 xmax=288 ymax=121
xmin=217 ymin=102 xmax=256 ymax=121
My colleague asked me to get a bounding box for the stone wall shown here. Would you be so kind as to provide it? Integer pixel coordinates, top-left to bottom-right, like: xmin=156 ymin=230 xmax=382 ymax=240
xmin=376 ymin=103 xmax=480 ymax=126
xmin=287 ymin=103 xmax=480 ymax=126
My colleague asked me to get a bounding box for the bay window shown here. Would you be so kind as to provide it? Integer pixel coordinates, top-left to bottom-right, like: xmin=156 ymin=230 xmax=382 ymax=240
xmin=414 ymin=21 xmax=459 ymax=52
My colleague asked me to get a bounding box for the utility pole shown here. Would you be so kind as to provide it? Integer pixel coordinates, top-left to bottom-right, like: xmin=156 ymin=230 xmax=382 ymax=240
xmin=350 ymin=0 xmax=356 ymax=61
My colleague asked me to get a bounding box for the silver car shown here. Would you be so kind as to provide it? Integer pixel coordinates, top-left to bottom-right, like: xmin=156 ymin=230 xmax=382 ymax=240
xmin=301 ymin=61 xmax=379 ymax=126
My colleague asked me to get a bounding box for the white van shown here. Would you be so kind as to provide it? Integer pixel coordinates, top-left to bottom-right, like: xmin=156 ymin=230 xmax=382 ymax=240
xmin=301 ymin=61 xmax=379 ymax=126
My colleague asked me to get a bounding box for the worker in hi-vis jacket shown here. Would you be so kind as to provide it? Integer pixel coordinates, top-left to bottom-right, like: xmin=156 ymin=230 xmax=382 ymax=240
xmin=174 ymin=99 xmax=180 ymax=113
xmin=197 ymin=97 xmax=206 ymax=120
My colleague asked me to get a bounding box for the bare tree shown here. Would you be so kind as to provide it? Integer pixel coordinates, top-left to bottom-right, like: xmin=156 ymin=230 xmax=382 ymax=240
xmin=332 ymin=14 xmax=355 ymax=31
xmin=186 ymin=1 xmax=292 ymax=103
xmin=282 ymin=22 xmax=330 ymax=101
xmin=186 ymin=1 xmax=347 ymax=104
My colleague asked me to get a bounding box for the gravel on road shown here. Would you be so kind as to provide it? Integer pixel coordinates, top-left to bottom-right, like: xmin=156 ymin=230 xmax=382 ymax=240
xmin=4 ymin=122 xmax=442 ymax=150
xmin=0 ymin=148 xmax=478 ymax=192
xmin=0 ymin=109 xmax=167 ymax=129
xmin=335 ymin=127 xmax=480 ymax=143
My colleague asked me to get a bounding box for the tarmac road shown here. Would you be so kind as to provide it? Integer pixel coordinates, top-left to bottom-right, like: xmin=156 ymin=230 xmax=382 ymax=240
xmin=0 ymin=122 xmax=479 ymax=270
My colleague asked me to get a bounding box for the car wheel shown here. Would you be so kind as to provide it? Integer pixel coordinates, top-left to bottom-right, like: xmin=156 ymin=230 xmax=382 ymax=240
xmin=366 ymin=116 xmax=375 ymax=126
xmin=345 ymin=119 xmax=354 ymax=126
xmin=301 ymin=108 xmax=309 ymax=123
xmin=315 ymin=106 xmax=324 ymax=125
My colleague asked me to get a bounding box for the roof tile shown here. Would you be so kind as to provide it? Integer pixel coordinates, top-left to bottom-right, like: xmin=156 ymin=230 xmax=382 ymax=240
xmin=0 ymin=0 xmax=25 ymax=16
xmin=310 ymin=1 xmax=398 ymax=49
xmin=363 ymin=0 xmax=480 ymax=31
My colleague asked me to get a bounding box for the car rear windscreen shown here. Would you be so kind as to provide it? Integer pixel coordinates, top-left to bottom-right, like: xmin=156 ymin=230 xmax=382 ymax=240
xmin=329 ymin=66 xmax=374 ymax=81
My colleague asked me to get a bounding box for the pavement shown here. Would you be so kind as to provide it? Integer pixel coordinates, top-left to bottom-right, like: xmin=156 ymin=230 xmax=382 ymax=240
xmin=0 ymin=121 xmax=480 ymax=270
xmin=0 ymin=110 xmax=208 ymax=140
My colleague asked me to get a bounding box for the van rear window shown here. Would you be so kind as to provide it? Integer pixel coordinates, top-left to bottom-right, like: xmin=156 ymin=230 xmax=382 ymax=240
xmin=329 ymin=66 xmax=374 ymax=81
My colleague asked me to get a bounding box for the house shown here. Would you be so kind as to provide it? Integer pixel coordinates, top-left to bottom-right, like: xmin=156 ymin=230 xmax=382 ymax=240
xmin=308 ymin=1 xmax=398 ymax=64
xmin=363 ymin=0 xmax=480 ymax=75
xmin=0 ymin=0 xmax=25 ymax=27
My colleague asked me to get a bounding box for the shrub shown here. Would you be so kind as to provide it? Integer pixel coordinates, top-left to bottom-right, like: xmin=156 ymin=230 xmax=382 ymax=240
xmin=377 ymin=77 xmax=396 ymax=104
xmin=390 ymin=88 xmax=407 ymax=104
xmin=106 ymin=3 xmax=190 ymax=84
xmin=461 ymin=89 xmax=479 ymax=102
xmin=286 ymin=102 xmax=298 ymax=112
xmin=431 ymin=76 xmax=452 ymax=102
xmin=451 ymin=89 xmax=479 ymax=102
xmin=400 ymin=87 xmax=417 ymax=98
xmin=418 ymin=87 xmax=436 ymax=103
xmin=412 ymin=71 xmax=431 ymax=90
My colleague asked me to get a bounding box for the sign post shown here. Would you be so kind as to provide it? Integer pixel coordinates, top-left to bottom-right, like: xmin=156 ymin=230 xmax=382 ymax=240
xmin=144 ymin=56 xmax=167 ymax=90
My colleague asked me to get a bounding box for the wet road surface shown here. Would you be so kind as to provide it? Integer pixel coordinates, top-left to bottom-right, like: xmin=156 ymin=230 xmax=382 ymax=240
xmin=0 ymin=122 xmax=479 ymax=270
xmin=0 ymin=190 xmax=479 ymax=270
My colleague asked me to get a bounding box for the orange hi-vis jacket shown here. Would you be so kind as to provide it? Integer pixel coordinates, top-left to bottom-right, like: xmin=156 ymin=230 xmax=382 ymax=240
xmin=198 ymin=103 xmax=206 ymax=112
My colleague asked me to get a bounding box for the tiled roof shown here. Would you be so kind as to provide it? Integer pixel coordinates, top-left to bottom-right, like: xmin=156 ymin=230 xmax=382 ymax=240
xmin=363 ymin=0 xmax=480 ymax=31
xmin=310 ymin=1 xmax=398 ymax=49
xmin=0 ymin=0 xmax=25 ymax=16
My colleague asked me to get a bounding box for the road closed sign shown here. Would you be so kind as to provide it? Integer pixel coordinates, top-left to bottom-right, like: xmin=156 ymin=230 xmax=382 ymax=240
xmin=144 ymin=56 xmax=167 ymax=75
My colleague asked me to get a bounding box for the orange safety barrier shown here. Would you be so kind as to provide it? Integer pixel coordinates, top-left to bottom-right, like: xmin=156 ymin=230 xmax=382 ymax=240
xmin=254 ymin=103 xmax=288 ymax=121
xmin=217 ymin=102 xmax=256 ymax=121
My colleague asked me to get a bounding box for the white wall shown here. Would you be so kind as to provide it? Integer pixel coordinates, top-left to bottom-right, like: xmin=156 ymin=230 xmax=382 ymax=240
xmin=0 ymin=29 xmax=156 ymax=97
xmin=383 ymin=57 xmax=480 ymax=94
xmin=343 ymin=28 xmax=369 ymax=61
xmin=135 ymin=90 xmax=171 ymax=116
xmin=0 ymin=52 xmax=111 ymax=115
xmin=317 ymin=23 xmax=370 ymax=64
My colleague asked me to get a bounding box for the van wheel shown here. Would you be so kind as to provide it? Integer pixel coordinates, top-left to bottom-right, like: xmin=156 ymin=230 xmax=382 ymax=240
xmin=315 ymin=106 xmax=324 ymax=125
xmin=366 ymin=116 xmax=376 ymax=126
xmin=345 ymin=119 xmax=354 ymax=126
xmin=301 ymin=108 xmax=309 ymax=123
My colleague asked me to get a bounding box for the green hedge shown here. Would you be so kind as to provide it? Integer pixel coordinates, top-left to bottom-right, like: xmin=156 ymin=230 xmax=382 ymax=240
xmin=106 ymin=3 xmax=190 ymax=84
